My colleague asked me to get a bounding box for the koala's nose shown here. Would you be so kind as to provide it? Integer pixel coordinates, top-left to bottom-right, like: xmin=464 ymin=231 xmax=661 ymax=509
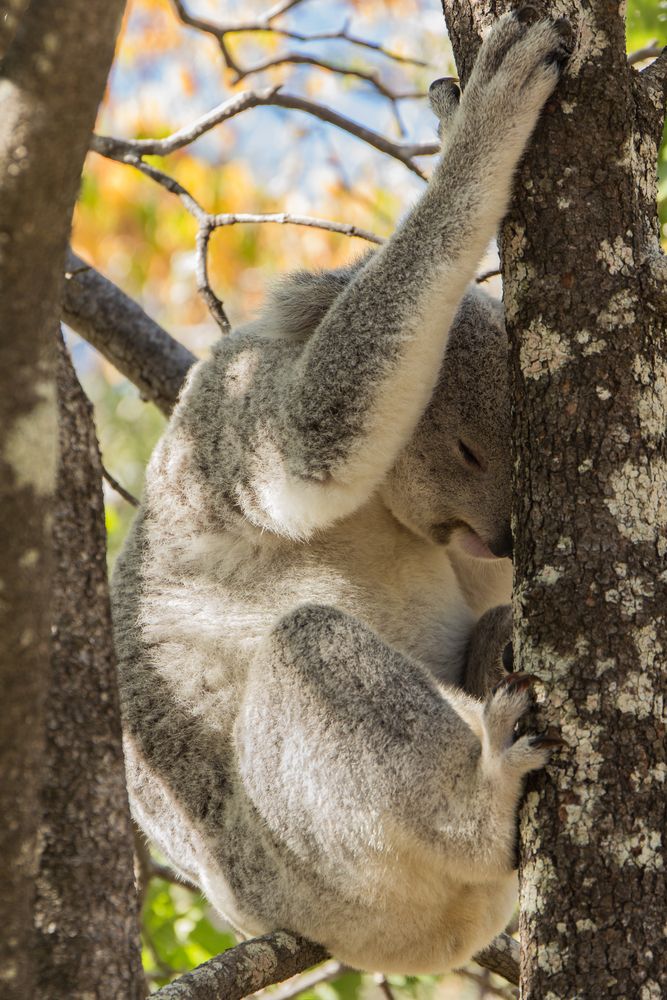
xmin=489 ymin=527 xmax=513 ymax=559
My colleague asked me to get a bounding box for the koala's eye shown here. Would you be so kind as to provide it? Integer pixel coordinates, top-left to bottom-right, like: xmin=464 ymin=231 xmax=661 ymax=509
xmin=457 ymin=440 xmax=483 ymax=470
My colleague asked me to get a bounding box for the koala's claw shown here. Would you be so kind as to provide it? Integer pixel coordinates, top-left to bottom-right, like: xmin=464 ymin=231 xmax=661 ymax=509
xmin=491 ymin=671 xmax=537 ymax=697
xmin=516 ymin=5 xmax=540 ymax=26
xmin=530 ymin=731 xmax=567 ymax=751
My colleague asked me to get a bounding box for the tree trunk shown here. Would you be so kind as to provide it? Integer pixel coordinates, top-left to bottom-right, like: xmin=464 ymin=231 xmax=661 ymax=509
xmin=0 ymin=2 xmax=127 ymax=994
xmin=441 ymin=2 xmax=667 ymax=997
xmin=32 ymin=338 xmax=144 ymax=999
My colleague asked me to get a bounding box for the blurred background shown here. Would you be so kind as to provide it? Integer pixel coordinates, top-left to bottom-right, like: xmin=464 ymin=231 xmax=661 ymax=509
xmin=67 ymin=0 xmax=667 ymax=994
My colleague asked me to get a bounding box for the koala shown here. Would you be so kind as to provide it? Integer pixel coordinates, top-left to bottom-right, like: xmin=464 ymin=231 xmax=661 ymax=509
xmin=112 ymin=12 xmax=569 ymax=976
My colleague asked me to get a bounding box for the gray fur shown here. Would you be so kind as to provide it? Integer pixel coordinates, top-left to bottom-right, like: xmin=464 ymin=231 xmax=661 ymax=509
xmin=112 ymin=13 xmax=568 ymax=975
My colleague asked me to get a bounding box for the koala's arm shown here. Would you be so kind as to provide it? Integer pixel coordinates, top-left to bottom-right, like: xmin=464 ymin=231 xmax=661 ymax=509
xmin=183 ymin=15 xmax=568 ymax=539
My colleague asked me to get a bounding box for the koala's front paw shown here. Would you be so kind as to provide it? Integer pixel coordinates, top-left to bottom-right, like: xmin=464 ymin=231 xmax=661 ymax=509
xmin=484 ymin=673 xmax=566 ymax=774
xmin=461 ymin=10 xmax=572 ymax=136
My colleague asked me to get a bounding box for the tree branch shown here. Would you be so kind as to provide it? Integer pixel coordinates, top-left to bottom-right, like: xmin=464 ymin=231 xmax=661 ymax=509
xmin=102 ymin=465 xmax=139 ymax=507
xmin=628 ymin=42 xmax=664 ymax=67
xmin=91 ymin=87 xmax=438 ymax=175
xmin=62 ymin=250 xmax=195 ymax=415
xmin=208 ymin=212 xmax=384 ymax=244
xmin=149 ymin=931 xmax=329 ymax=1000
xmin=147 ymin=927 xmax=519 ymax=999
xmin=472 ymin=932 xmax=519 ymax=985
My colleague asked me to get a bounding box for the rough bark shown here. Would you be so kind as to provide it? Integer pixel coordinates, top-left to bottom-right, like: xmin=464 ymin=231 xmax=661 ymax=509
xmin=441 ymin=2 xmax=667 ymax=997
xmin=151 ymin=932 xmax=328 ymax=1000
xmin=32 ymin=337 xmax=144 ymax=999
xmin=63 ymin=250 xmax=196 ymax=416
xmin=0 ymin=1 xmax=126 ymax=995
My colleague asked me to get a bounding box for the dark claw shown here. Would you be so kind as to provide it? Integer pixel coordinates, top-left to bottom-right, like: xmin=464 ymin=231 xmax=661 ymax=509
xmin=554 ymin=17 xmax=574 ymax=46
xmin=530 ymin=731 xmax=567 ymax=750
xmin=516 ymin=5 xmax=540 ymax=26
xmin=546 ymin=18 xmax=574 ymax=69
xmin=492 ymin=671 xmax=537 ymax=697
xmin=502 ymin=641 xmax=514 ymax=673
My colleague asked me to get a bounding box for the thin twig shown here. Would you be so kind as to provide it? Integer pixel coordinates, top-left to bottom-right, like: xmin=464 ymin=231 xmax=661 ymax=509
xmin=196 ymin=223 xmax=231 ymax=334
xmin=476 ymin=267 xmax=501 ymax=283
xmin=170 ymin=0 xmax=426 ymax=67
xmin=373 ymin=973 xmax=397 ymax=1000
xmin=628 ymin=42 xmax=663 ymax=66
xmin=102 ymin=465 xmax=139 ymax=507
xmin=209 ymin=211 xmax=384 ymax=244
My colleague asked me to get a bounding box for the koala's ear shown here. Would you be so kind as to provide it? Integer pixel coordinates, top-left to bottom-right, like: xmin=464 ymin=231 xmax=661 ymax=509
xmin=428 ymin=78 xmax=460 ymax=138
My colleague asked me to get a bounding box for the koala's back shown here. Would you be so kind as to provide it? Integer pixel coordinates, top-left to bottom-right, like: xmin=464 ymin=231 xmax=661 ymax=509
xmin=113 ymin=329 xmax=502 ymax=957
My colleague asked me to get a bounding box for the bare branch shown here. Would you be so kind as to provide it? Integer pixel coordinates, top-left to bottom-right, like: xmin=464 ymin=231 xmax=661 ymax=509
xmin=472 ymin=933 xmax=520 ymax=986
xmin=196 ymin=223 xmax=231 ymax=334
xmin=149 ymin=931 xmax=329 ymax=1000
xmin=628 ymin=42 xmax=663 ymax=67
xmin=476 ymin=267 xmax=501 ymax=284
xmin=102 ymin=466 xmax=140 ymax=508
xmin=130 ymin=158 xmax=208 ymax=221
xmin=208 ymin=211 xmax=384 ymax=244
xmin=373 ymin=973 xmax=398 ymax=1000
xmin=62 ymin=250 xmax=195 ymax=415
xmin=91 ymin=87 xmax=438 ymax=175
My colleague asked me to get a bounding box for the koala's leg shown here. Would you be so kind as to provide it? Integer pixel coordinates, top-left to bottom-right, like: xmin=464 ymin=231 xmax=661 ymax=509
xmin=462 ymin=604 xmax=513 ymax=698
xmin=235 ymin=604 xmax=553 ymax=893
xmin=189 ymin=15 xmax=570 ymax=539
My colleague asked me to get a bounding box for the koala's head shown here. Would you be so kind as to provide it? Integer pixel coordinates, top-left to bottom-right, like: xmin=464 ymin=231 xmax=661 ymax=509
xmin=380 ymin=287 xmax=511 ymax=560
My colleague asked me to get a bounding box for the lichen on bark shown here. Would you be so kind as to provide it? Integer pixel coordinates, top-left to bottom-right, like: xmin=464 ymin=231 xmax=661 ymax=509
xmin=441 ymin=2 xmax=667 ymax=997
